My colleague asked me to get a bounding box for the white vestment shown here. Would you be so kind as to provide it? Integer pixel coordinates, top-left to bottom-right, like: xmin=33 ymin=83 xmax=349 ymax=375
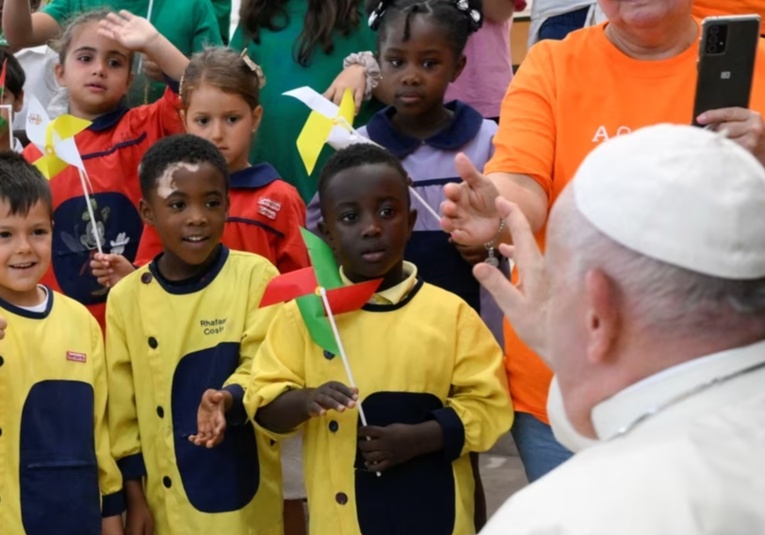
xmin=482 ymin=339 xmax=765 ymax=534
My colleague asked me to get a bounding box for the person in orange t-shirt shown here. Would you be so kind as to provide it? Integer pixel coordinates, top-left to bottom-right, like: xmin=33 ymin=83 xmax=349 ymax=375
xmin=693 ymin=0 xmax=765 ymax=35
xmin=440 ymin=0 xmax=765 ymax=483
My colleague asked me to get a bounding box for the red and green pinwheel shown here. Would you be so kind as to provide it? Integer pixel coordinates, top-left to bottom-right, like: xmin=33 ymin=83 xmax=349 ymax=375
xmin=259 ymin=228 xmax=381 ymax=355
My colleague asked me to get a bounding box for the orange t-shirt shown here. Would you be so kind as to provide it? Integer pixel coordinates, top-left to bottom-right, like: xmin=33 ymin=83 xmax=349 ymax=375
xmin=485 ymin=22 xmax=765 ymax=424
xmin=693 ymin=1 xmax=765 ymax=34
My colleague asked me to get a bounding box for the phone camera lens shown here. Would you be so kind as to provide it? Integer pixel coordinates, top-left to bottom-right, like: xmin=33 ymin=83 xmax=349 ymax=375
xmin=710 ymin=25 xmax=720 ymax=35
xmin=707 ymin=44 xmax=718 ymax=54
xmin=709 ymin=34 xmax=719 ymax=45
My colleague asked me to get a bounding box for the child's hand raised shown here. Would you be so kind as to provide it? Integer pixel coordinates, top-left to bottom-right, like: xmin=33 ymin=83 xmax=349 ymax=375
xmin=90 ymin=253 xmax=135 ymax=288
xmin=189 ymin=389 xmax=232 ymax=448
xmin=98 ymin=10 xmax=159 ymax=52
xmin=305 ymin=381 xmax=358 ymax=417
xmin=357 ymin=421 xmax=443 ymax=472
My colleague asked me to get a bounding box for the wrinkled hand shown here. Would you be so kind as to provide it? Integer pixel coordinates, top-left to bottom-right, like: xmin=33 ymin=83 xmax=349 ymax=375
xmin=98 ymin=10 xmax=158 ymax=53
xmin=142 ymin=57 xmax=163 ymax=81
xmin=472 ymin=197 xmax=550 ymax=361
xmin=305 ymin=381 xmax=358 ymax=417
xmin=323 ymin=64 xmax=365 ymax=115
xmin=451 ymin=238 xmax=488 ymax=265
xmin=441 ymin=153 xmax=502 ymax=246
xmin=357 ymin=423 xmax=425 ymax=472
xmin=90 ymin=252 xmax=135 ymax=288
xmin=189 ymin=389 xmax=232 ymax=448
xmin=696 ymin=107 xmax=765 ymax=165
xmin=0 ymin=314 xmax=6 ymax=340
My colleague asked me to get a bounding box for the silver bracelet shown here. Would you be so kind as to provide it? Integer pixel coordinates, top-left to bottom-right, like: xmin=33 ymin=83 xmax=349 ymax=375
xmin=342 ymin=51 xmax=381 ymax=101
xmin=484 ymin=218 xmax=506 ymax=267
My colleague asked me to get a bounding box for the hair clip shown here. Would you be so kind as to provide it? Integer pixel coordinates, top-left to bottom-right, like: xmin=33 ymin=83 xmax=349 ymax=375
xmin=454 ymin=0 xmax=483 ymax=32
xmin=368 ymin=0 xmax=390 ymax=30
xmin=240 ymin=49 xmax=267 ymax=89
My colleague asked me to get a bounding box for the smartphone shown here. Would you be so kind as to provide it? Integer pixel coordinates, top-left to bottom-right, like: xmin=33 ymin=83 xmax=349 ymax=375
xmin=692 ymin=15 xmax=761 ymax=126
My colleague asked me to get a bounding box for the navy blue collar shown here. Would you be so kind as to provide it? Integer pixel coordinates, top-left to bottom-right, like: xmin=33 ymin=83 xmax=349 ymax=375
xmin=88 ymin=105 xmax=130 ymax=132
xmin=230 ymin=163 xmax=281 ymax=189
xmin=149 ymin=245 xmax=229 ymax=295
xmin=364 ymin=100 xmax=484 ymax=158
xmin=0 ymin=285 xmax=54 ymax=320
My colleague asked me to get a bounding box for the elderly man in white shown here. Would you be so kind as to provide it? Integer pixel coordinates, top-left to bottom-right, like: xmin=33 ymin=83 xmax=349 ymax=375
xmin=474 ymin=123 xmax=765 ymax=534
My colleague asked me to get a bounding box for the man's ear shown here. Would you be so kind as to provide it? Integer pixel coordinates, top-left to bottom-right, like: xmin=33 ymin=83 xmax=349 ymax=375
xmin=584 ymin=268 xmax=620 ymax=365
xmin=138 ymin=198 xmax=155 ymax=227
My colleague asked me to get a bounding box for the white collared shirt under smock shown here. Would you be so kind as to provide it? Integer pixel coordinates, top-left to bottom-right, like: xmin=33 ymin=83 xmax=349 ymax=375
xmin=481 ymin=339 xmax=765 ymax=534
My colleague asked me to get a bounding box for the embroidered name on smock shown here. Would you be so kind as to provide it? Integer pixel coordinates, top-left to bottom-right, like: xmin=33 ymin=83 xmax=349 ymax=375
xmin=66 ymin=351 xmax=87 ymax=363
xmin=258 ymin=198 xmax=282 ymax=220
xmin=200 ymin=318 xmax=227 ymax=335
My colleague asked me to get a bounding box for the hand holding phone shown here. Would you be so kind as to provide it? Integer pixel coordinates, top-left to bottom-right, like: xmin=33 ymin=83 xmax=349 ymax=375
xmin=692 ymin=15 xmax=760 ymax=126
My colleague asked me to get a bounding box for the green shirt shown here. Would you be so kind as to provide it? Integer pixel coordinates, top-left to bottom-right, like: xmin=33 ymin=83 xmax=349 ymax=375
xmin=230 ymin=0 xmax=382 ymax=202
xmin=209 ymin=0 xmax=231 ymax=44
xmin=43 ymin=0 xmax=222 ymax=104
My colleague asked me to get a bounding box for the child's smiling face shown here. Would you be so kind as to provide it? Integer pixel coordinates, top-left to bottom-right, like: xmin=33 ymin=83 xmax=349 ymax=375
xmin=0 ymin=199 xmax=52 ymax=307
xmin=319 ymin=162 xmax=416 ymax=291
xmin=140 ymin=161 xmax=229 ymax=281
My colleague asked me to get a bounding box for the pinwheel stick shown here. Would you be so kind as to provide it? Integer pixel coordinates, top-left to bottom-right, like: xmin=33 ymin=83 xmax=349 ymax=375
xmin=134 ymin=0 xmax=155 ymax=77
xmin=78 ymin=169 xmax=104 ymax=255
xmin=335 ymin=117 xmax=442 ymax=225
xmin=318 ymin=286 xmax=381 ymax=477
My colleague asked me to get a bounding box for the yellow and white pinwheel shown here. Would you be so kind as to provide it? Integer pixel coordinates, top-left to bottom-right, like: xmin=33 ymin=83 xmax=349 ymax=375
xmin=26 ymin=96 xmax=91 ymax=180
xmin=285 ymin=87 xmax=374 ymax=175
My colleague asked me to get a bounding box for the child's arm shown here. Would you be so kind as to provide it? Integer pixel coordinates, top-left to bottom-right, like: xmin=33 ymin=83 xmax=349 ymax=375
xmin=101 ymin=514 xmax=125 ymax=535
xmin=190 ymin=381 xmax=358 ymax=447
xmin=439 ymin=303 xmax=513 ymax=456
xmin=104 ymin=296 xmax=152 ymax=530
xmin=1 ymin=0 xmax=60 ymax=50
xmin=89 ymin=317 xmax=127 ymax=524
xmin=91 ymin=253 xmax=136 ymax=288
xmin=357 ymin=421 xmax=444 ymax=472
xmin=257 ymin=382 xmax=358 ymax=433
xmin=190 ymin=262 xmax=282 ymax=448
xmin=360 ymin=303 xmax=513 ymax=472
xmin=124 ymin=480 xmax=154 ymax=535
xmin=98 ymin=10 xmax=190 ymax=81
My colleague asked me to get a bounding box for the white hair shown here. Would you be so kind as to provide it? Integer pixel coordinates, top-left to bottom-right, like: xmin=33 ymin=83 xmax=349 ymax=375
xmin=549 ymin=189 xmax=765 ymax=335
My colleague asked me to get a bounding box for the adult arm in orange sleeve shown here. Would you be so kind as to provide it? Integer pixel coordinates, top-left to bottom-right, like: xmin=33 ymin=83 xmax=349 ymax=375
xmin=441 ymin=43 xmax=557 ymax=246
